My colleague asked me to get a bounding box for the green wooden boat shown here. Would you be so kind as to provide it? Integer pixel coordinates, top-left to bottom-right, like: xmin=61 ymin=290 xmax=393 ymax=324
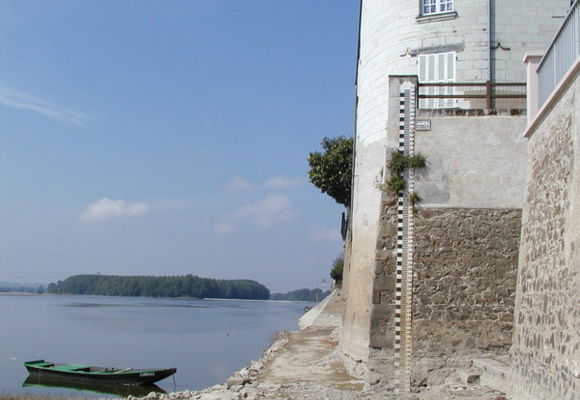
xmin=24 ymin=360 xmax=176 ymax=385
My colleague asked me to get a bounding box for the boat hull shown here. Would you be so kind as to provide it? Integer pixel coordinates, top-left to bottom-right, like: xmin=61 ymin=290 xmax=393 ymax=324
xmin=23 ymin=375 xmax=166 ymax=397
xmin=24 ymin=360 xmax=176 ymax=386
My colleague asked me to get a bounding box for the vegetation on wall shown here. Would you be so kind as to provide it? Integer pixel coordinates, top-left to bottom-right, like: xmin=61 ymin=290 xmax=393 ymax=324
xmin=330 ymin=255 xmax=344 ymax=283
xmin=384 ymin=151 xmax=426 ymax=194
xmin=48 ymin=274 xmax=271 ymax=300
xmin=307 ymin=136 xmax=353 ymax=207
xmin=409 ymin=191 xmax=422 ymax=214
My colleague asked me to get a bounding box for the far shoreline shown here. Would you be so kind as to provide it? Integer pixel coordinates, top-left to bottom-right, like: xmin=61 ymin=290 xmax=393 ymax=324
xmin=0 ymin=292 xmax=38 ymax=296
xmin=0 ymin=292 xmax=314 ymax=303
xmin=203 ymin=298 xmax=303 ymax=303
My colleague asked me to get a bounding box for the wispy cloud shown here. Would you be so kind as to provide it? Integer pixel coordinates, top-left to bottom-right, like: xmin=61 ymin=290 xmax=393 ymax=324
xmin=80 ymin=198 xmax=149 ymax=223
xmin=235 ymin=194 xmax=298 ymax=227
xmin=0 ymin=86 xmax=89 ymax=127
xmin=214 ymin=194 xmax=298 ymax=233
xmin=263 ymin=176 xmax=303 ymax=189
xmin=213 ymin=222 xmax=233 ymax=235
xmin=224 ymin=175 xmax=303 ymax=192
xmin=224 ymin=176 xmax=254 ymax=192
xmin=308 ymin=227 xmax=341 ymax=242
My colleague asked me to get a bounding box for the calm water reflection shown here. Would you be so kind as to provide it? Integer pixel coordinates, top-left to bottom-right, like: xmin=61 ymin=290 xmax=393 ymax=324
xmin=23 ymin=375 xmax=166 ymax=397
xmin=0 ymin=294 xmax=305 ymax=398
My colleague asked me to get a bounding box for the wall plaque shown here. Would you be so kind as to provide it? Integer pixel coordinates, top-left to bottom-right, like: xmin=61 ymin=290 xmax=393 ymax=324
xmin=416 ymin=119 xmax=431 ymax=131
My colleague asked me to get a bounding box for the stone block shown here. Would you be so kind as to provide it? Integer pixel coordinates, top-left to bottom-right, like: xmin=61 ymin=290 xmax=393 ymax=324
xmin=456 ymin=369 xmax=480 ymax=384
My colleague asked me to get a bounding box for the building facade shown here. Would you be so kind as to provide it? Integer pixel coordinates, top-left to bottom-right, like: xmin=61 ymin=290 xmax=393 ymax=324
xmin=341 ymin=0 xmax=570 ymax=391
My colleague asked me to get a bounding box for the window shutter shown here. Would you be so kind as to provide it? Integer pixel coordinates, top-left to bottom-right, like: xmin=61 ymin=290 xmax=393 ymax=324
xmin=418 ymin=52 xmax=456 ymax=109
xmin=446 ymin=52 xmax=455 ymax=81
xmin=437 ymin=53 xmax=446 ymax=81
xmin=419 ymin=55 xmax=427 ymax=82
xmin=427 ymin=54 xmax=436 ymax=82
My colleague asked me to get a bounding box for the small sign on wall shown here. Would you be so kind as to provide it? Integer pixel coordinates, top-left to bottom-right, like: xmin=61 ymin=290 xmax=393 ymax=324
xmin=416 ymin=120 xmax=431 ymax=131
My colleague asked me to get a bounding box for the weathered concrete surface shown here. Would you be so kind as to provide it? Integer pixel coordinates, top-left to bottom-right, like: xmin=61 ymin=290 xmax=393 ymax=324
xmin=299 ymin=288 xmax=344 ymax=329
xmin=414 ymin=113 xmax=528 ymax=209
xmin=509 ymin=62 xmax=580 ymax=400
xmin=255 ymin=326 xmax=364 ymax=390
xmin=341 ymin=138 xmax=387 ymax=363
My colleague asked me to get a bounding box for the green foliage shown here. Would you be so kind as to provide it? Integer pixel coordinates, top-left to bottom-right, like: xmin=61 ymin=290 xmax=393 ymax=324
xmin=270 ymin=288 xmax=330 ymax=302
xmin=384 ymin=151 xmax=426 ymax=194
xmin=387 ymin=151 xmax=408 ymax=175
xmin=387 ymin=175 xmax=406 ymax=192
xmin=409 ymin=191 xmax=422 ymax=214
xmin=308 ymin=136 xmax=353 ymax=207
xmin=330 ymin=256 xmax=344 ymax=282
xmin=48 ymin=274 xmax=270 ymax=300
xmin=0 ymin=284 xmax=42 ymax=294
xmin=409 ymin=191 xmax=421 ymax=206
xmin=406 ymin=154 xmax=426 ymax=168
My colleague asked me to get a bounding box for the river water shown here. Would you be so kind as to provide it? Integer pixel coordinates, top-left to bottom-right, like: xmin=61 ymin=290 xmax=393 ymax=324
xmin=0 ymin=294 xmax=306 ymax=397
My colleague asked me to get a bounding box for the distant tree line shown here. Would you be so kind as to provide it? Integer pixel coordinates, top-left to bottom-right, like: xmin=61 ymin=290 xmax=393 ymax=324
xmin=269 ymin=288 xmax=330 ymax=302
xmin=47 ymin=274 xmax=270 ymax=300
xmin=0 ymin=285 xmax=44 ymax=294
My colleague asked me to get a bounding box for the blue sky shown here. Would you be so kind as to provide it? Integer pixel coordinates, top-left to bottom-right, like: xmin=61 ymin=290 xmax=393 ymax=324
xmin=0 ymin=1 xmax=359 ymax=292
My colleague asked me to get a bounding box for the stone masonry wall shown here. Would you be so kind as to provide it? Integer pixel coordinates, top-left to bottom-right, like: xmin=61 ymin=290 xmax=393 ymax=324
xmin=509 ymin=66 xmax=580 ymax=400
xmin=366 ymin=189 xmax=398 ymax=387
xmin=412 ymin=208 xmax=521 ymax=358
xmin=366 ymin=198 xmax=522 ymax=388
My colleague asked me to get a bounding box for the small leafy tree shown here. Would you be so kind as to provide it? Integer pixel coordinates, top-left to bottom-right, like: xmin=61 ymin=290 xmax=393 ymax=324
xmin=308 ymin=136 xmax=353 ymax=207
xmin=330 ymin=256 xmax=344 ymax=283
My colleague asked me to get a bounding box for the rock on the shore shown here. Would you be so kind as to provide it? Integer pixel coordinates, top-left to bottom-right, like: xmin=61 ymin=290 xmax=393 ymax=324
xmin=200 ymin=392 xmax=239 ymax=400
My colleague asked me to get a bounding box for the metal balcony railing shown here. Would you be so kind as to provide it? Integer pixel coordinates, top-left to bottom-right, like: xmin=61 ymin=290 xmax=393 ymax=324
xmin=417 ymin=81 xmax=526 ymax=110
xmin=537 ymin=0 xmax=580 ymax=107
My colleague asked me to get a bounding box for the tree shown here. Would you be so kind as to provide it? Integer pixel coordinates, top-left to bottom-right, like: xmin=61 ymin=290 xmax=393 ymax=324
xmin=308 ymin=136 xmax=353 ymax=207
xmin=330 ymin=256 xmax=344 ymax=283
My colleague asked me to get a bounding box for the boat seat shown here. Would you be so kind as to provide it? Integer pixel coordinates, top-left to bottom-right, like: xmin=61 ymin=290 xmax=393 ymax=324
xmin=34 ymin=362 xmax=54 ymax=367
xmin=113 ymin=368 xmax=133 ymax=373
xmin=53 ymin=364 xmax=91 ymax=372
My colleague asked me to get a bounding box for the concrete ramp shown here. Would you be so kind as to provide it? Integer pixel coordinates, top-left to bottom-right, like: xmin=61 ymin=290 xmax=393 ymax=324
xmin=298 ymin=289 xmax=344 ymax=329
xmin=255 ymin=325 xmax=364 ymax=391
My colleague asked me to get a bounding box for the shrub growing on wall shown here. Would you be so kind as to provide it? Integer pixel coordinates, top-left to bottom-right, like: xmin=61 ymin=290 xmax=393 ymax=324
xmin=308 ymin=136 xmax=353 ymax=207
xmin=330 ymin=255 xmax=344 ymax=283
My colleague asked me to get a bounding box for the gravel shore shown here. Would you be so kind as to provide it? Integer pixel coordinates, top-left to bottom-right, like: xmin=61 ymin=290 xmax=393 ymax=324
xmin=123 ymin=291 xmax=509 ymax=400
xmin=124 ymin=327 xmax=507 ymax=400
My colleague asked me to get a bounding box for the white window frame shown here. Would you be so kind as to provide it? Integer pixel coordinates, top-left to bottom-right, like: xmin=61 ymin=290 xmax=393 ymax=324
xmin=421 ymin=0 xmax=454 ymax=16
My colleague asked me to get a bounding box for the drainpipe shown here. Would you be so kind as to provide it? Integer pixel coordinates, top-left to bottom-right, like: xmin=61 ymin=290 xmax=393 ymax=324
xmin=488 ymin=0 xmax=493 ymax=83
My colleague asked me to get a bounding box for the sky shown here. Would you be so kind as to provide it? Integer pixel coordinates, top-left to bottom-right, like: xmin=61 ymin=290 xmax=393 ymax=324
xmin=0 ymin=1 xmax=360 ymax=293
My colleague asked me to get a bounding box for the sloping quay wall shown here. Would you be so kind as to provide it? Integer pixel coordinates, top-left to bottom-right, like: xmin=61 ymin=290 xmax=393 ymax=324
xmin=509 ymin=63 xmax=580 ymax=400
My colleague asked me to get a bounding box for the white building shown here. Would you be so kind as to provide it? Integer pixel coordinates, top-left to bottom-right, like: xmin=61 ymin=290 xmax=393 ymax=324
xmin=341 ymin=0 xmax=571 ymax=391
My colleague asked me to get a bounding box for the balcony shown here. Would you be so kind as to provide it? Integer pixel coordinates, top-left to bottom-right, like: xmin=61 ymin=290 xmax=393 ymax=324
xmin=417 ymin=81 xmax=526 ymax=112
xmin=537 ymin=0 xmax=580 ymax=108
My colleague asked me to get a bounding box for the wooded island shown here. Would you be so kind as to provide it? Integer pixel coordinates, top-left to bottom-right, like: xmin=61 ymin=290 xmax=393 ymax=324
xmin=47 ymin=274 xmax=270 ymax=300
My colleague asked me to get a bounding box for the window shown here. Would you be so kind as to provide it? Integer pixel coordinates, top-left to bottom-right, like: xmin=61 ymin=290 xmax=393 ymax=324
xmin=418 ymin=52 xmax=456 ymax=109
xmin=422 ymin=0 xmax=453 ymax=15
